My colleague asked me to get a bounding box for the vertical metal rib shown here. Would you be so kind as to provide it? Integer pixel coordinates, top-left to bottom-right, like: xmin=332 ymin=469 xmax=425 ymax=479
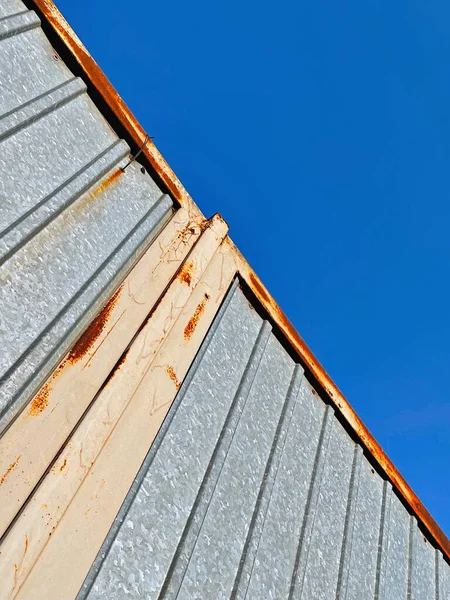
xmin=288 ymin=404 xmax=334 ymax=600
xmin=157 ymin=319 xmax=273 ymax=600
xmin=435 ymin=549 xmax=440 ymax=600
xmin=76 ymin=279 xmax=241 ymax=600
xmin=335 ymin=444 xmax=364 ymax=599
xmin=374 ymin=481 xmax=393 ymax=600
xmin=407 ymin=516 xmax=414 ymax=600
xmin=231 ymin=364 xmax=304 ymax=599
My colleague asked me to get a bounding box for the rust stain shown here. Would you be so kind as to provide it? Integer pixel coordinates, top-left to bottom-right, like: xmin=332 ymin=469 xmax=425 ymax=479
xmin=184 ymin=293 xmax=210 ymax=341
xmin=88 ymin=168 xmax=123 ymax=202
xmin=28 ymin=382 xmax=51 ymax=416
xmin=24 ymin=536 xmax=28 ymax=555
xmin=0 ymin=456 xmax=21 ymax=486
xmin=177 ymin=261 xmax=194 ymax=286
xmin=67 ymin=286 xmax=122 ymax=363
xmin=12 ymin=563 xmax=18 ymax=592
xmin=59 ymin=459 xmax=67 ymax=472
xmin=166 ymin=365 xmax=181 ymax=390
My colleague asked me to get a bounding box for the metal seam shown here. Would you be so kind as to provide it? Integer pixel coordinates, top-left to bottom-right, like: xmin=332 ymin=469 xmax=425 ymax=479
xmin=288 ymin=404 xmax=334 ymax=600
xmin=335 ymin=444 xmax=364 ymax=600
xmin=436 ymin=548 xmax=440 ymax=600
xmin=407 ymin=516 xmax=415 ymax=600
xmin=231 ymin=364 xmax=304 ymax=600
xmin=374 ymin=480 xmax=392 ymax=600
xmin=157 ymin=319 xmax=273 ymax=600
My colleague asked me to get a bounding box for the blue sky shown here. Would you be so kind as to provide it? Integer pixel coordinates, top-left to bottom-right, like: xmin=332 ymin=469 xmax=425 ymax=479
xmin=57 ymin=0 xmax=450 ymax=534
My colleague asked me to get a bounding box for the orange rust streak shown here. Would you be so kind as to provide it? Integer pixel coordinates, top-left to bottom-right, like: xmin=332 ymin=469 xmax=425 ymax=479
xmin=245 ymin=266 xmax=450 ymax=559
xmin=28 ymin=383 xmax=51 ymax=416
xmin=177 ymin=261 xmax=193 ymax=286
xmin=24 ymin=536 xmax=28 ymax=555
xmin=59 ymin=459 xmax=67 ymax=472
xmin=88 ymin=168 xmax=123 ymax=201
xmin=184 ymin=293 xmax=210 ymax=341
xmin=166 ymin=365 xmax=181 ymax=390
xmin=0 ymin=456 xmax=21 ymax=486
xmin=67 ymin=286 xmax=122 ymax=364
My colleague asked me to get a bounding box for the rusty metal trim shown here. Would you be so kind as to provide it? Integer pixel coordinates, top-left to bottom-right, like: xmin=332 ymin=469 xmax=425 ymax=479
xmin=27 ymin=0 xmax=450 ymax=562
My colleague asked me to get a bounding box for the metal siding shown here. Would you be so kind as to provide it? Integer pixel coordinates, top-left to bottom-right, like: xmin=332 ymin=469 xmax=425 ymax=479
xmin=337 ymin=453 xmax=384 ymax=599
xmin=410 ymin=522 xmax=437 ymax=599
xmin=439 ymin=554 xmax=450 ymax=600
xmin=79 ymin=284 xmax=448 ymax=599
xmin=378 ymin=488 xmax=410 ymax=600
xmin=0 ymin=4 xmax=173 ymax=427
xmin=0 ymin=1 xmax=27 ymax=18
xmin=293 ymin=413 xmax=354 ymax=599
xmin=243 ymin=376 xmax=325 ymax=600
xmin=177 ymin=334 xmax=295 ymax=600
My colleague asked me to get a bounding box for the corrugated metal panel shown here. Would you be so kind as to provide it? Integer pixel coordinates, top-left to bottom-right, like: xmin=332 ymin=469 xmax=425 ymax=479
xmin=79 ymin=284 xmax=450 ymax=600
xmin=0 ymin=2 xmax=173 ymax=429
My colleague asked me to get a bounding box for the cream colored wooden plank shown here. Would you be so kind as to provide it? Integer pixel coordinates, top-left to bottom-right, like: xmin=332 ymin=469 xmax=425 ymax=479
xmin=0 ymin=216 xmax=228 ymax=600
xmin=14 ymin=242 xmax=236 ymax=600
xmin=0 ymin=208 xmax=201 ymax=538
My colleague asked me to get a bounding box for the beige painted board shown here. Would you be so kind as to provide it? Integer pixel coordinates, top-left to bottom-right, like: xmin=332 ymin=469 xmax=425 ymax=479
xmin=0 ymin=208 xmax=200 ymax=536
xmin=14 ymin=241 xmax=236 ymax=600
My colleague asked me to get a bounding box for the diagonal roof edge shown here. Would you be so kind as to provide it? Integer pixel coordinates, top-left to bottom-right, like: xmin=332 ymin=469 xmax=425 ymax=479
xmin=28 ymin=0 xmax=450 ymax=561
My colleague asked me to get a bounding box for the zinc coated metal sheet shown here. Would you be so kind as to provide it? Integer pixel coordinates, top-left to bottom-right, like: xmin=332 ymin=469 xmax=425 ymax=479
xmin=0 ymin=1 xmax=27 ymax=18
xmin=80 ymin=284 xmax=450 ymax=599
xmin=0 ymin=3 xmax=173 ymax=428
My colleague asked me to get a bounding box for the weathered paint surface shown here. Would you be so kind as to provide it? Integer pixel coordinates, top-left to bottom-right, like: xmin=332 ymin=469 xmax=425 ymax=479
xmin=14 ymin=240 xmax=236 ymax=600
xmin=0 ymin=216 xmax=228 ymax=599
xmin=0 ymin=208 xmax=200 ymax=539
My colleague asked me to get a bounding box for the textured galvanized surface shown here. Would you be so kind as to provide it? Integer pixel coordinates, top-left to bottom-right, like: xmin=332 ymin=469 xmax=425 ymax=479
xmin=26 ymin=0 xmax=450 ymax=564
xmin=80 ymin=284 xmax=450 ymax=599
xmin=0 ymin=2 xmax=173 ymax=428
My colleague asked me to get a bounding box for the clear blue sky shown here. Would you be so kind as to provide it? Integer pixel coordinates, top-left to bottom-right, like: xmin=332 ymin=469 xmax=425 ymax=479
xmin=57 ymin=0 xmax=450 ymax=535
